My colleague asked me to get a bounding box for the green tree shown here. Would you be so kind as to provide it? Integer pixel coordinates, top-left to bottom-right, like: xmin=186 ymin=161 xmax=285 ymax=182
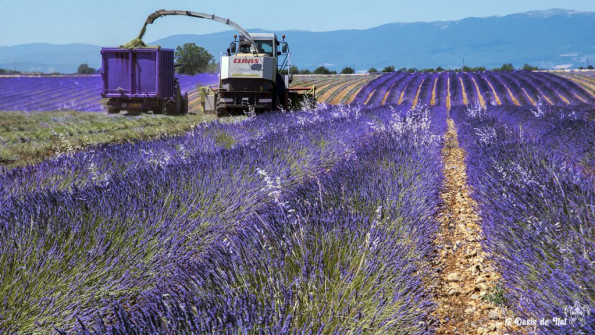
xmin=368 ymin=67 xmax=378 ymax=73
xmin=340 ymin=66 xmax=355 ymax=74
xmin=522 ymin=63 xmax=538 ymax=71
xmin=495 ymin=63 xmax=514 ymax=71
xmin=381 ymin=65 xmax=395 ymax=72
xmin=313 ymin=65 xmax=335 ymax=74
xmin=0 ymin=68 xmax=21 ymax=75
xmin=175 ymin=43 xmax=214 ymax=75
xmin=77 ymin=63 xmax=95 ymax=74
xmin=280 ymin=65 xmax=302 ymax=74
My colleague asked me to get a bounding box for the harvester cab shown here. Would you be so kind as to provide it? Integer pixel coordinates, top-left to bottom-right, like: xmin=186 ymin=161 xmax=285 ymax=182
xmin=230 ymin=34 xmax=288 ymax=58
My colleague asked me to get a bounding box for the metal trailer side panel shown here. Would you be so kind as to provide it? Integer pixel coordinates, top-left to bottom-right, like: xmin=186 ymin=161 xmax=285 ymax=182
xmin=101 ymin=48 xmax=175 ymax=99
xmin=158 ymin=49 xmax=175 ymax=98
xmin=134 ymin=50 xmax=158 ymax=96
xmin=101 ymin=49 xmax=132 ymax=96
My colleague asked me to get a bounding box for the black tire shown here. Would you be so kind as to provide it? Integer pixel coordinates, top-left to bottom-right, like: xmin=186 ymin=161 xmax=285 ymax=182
xmin=183 ymin=92 xmax=189 ymax=114
xmin=173 ymin=79 xmax=183 ymax=115
xmin=107 ymin=106 xmax=120 ymax=114
xmin=151 ymin=101 xmax=163 ymax=114
xmin=176 ymin=92 xmax=181 ymax=115
xmin=165 ymin=100 xmax=176 ymax=115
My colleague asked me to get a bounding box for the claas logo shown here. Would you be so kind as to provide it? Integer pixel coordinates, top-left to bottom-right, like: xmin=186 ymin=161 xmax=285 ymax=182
xmin=233 ymin=58 xmax=260 ymax=64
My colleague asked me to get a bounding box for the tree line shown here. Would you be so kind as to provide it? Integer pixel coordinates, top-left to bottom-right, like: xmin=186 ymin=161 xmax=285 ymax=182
xmin=4 ymin=40 xmax=594 ymax=75
xmin=286 ymin=63 xmax=595 ymax=74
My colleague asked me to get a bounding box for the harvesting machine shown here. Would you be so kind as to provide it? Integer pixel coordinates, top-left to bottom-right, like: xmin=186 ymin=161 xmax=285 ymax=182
xmin=102 ymin=9 xmax=315 ymax=116
xmin=204 ymin=31 xmax=316 ymax=115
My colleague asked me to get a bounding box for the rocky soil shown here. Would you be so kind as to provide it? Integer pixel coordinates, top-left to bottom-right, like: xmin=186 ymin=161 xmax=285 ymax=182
xmin=432 ymin=117 xmax=516 ymax=335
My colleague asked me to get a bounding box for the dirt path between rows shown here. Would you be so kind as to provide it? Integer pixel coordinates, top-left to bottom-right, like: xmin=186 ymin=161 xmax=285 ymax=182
xmin=432 ymin=116 xmax=514 ymax=335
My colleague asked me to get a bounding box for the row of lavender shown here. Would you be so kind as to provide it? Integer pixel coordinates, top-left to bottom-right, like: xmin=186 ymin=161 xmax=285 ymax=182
xmin=0 ymin=105 xmax=378 ymax=196
xmin=1 ymin=105 xmax=447 ymax=333
xmin=0 ymin=74 xmax=217 ymax=112
xmin=74 ymin=106 xmax=446 ymax=333
xmin=352 ymin=71 xmax=594 ymax=108
xmin=451 ymin=104 xmax=594 ymax=334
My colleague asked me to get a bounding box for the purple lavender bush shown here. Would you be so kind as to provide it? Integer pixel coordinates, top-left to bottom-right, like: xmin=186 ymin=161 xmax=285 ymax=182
xmin=381 ymin=73 xmax=416 ymax=106
xmin=74 ymin=105 xmax=446 ymax=334
xmin=364 ymin=72 xmax=407 ymax=106
xmin=350 ymin=73 xmax=392 ymax=104
xmin=451 ymin=104 xmax=594 ymax=334
xmin=1 ymin=104 xmax=447 ymax=333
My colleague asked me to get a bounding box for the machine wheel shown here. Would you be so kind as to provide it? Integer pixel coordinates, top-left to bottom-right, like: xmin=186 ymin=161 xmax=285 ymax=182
xmin=184 ymin=92 xmax=189 ymax=114
xmin=175 ymin=91 xmax=182 ymax=115
xmin=216 ymin=107 xmax=228 ymax=117
xmin=172 ymin=79 xmax=185 ymax=115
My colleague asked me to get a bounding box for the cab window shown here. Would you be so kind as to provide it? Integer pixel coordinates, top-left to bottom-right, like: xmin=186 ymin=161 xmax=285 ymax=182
xmin=255 ymin=40 xmax=274 ymax=56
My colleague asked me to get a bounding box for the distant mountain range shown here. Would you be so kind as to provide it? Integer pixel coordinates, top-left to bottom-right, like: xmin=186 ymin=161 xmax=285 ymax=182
xmin=1 ymin=9 xmax=594 ymax=73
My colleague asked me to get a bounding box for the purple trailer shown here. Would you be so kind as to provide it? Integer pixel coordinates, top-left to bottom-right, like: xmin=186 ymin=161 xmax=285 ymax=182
xmin=101 ymin=47 xmax=187 ymax=114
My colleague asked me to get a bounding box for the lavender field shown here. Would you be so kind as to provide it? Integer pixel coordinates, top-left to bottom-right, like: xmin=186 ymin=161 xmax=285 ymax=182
xmin=0 ymin=71 xmax=593 ymax=334
xmin=351 ymin=70 xmax=595 ymax=108
xmin=0 ymin=73 xmax=218 ymax=112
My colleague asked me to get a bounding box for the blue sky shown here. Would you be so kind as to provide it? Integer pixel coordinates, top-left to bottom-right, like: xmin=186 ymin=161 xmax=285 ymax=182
xmin=1 ymin=0 xmax=594 ymax=46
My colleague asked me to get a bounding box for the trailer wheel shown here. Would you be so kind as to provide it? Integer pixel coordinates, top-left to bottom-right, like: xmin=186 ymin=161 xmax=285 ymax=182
xmin=152 ymin=101 xmax=163 ymax=114
xmin=107 ymin=107 xmax=120 ymax=114
xmin=165 ymin=100 xmax=176 ymax=115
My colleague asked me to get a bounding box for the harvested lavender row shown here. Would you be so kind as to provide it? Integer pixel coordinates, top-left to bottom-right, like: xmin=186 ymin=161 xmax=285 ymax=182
xmin=451 ymin=105 xmax=594 ymax=334
xmin=67 ymin=105 xmax=447 ymax=333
